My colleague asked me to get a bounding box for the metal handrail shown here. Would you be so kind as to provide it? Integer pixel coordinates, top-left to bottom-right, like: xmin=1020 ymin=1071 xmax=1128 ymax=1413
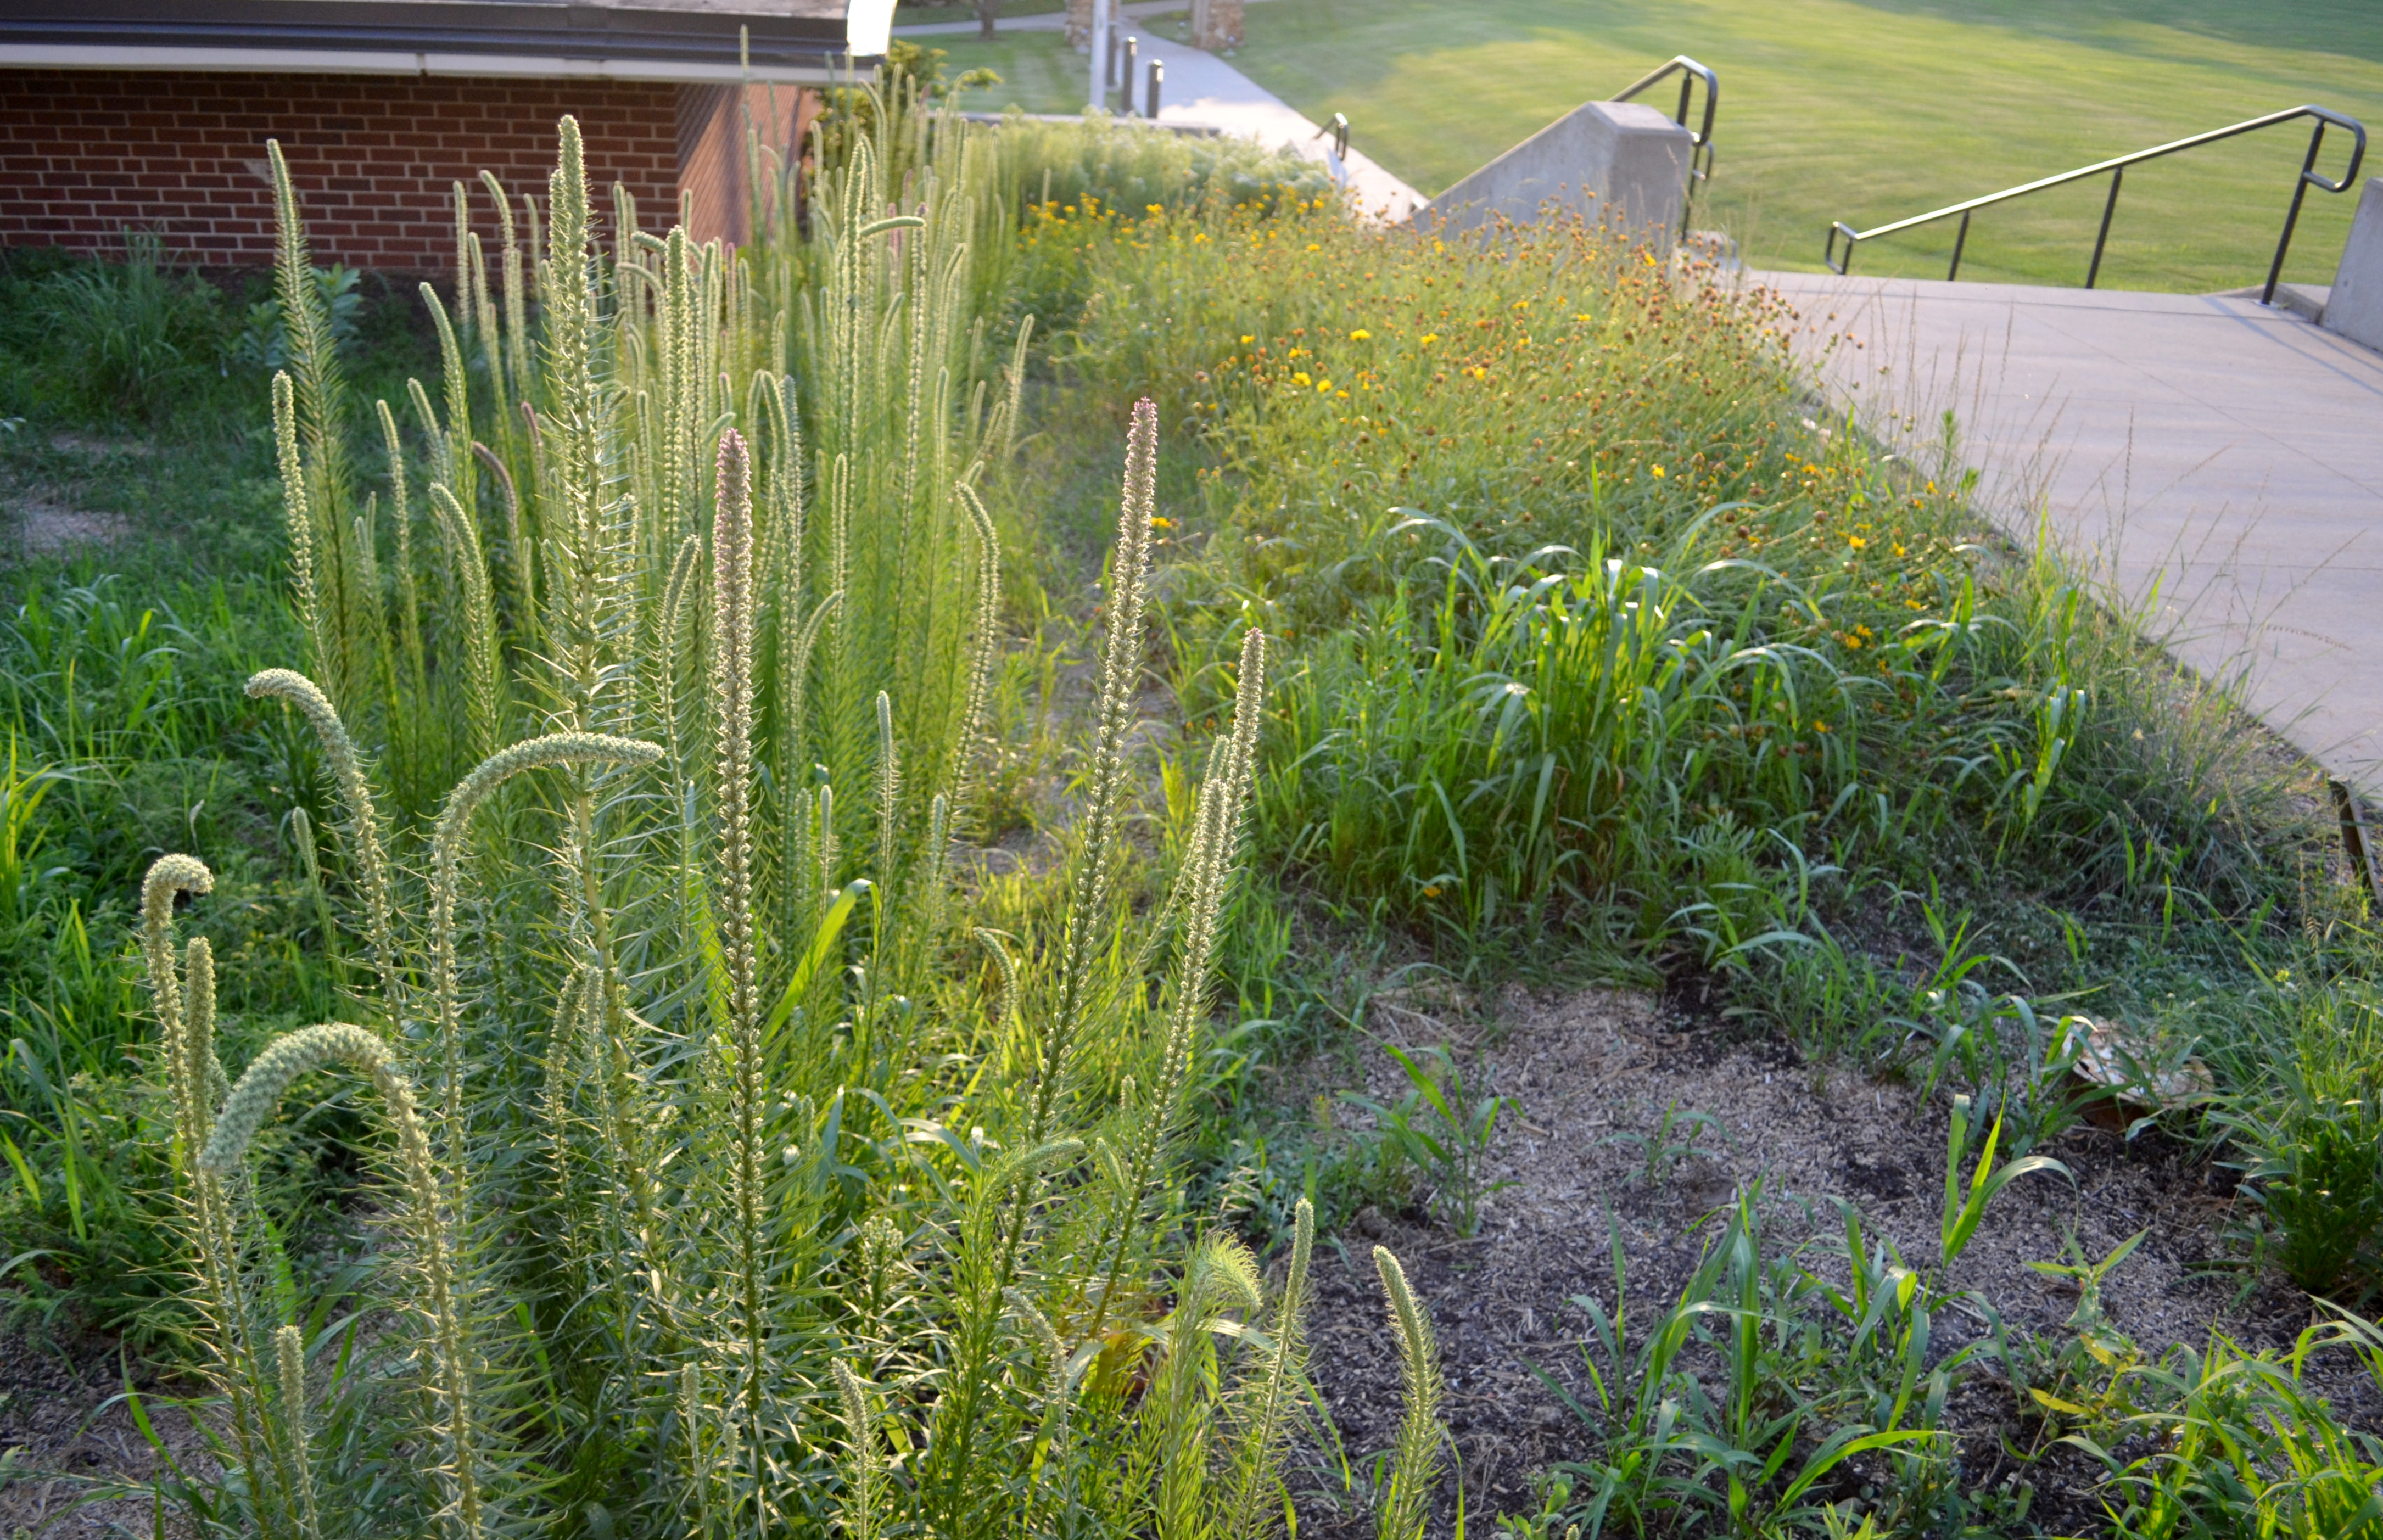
xmin=1825 ymin=104 xmax=2367 ymax=303
xmin=1316 ymin=111 xmax=1350 ymax=163
xmin=1612 ymin=54 xmax=1718 ymax=231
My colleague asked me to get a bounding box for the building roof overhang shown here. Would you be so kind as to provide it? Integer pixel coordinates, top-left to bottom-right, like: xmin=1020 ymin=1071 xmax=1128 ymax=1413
xmin=0 ymin=0 xmax=889 ymax=84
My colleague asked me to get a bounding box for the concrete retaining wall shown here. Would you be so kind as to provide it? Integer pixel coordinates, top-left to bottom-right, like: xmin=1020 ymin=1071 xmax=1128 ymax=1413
xmin=1412 ymin=99 xmax=1691 ymax=244
xmin=2324 ymin=176 xmax=2383 ymax=353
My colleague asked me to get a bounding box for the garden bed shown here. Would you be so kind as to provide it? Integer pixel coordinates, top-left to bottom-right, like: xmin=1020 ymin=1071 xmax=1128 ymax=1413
xmin=1288 ymin=983 xmax=2378 ymax=1535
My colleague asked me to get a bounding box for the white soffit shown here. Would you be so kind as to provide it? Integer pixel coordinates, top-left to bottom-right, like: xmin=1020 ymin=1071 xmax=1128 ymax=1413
xmin=0 ymin=42 xmax=846 ymax=82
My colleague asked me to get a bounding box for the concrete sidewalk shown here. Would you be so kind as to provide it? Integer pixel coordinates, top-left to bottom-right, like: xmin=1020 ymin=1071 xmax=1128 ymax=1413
xmin=1758 ymin=270 xmax=2383 ymax=793
xmin=894 ymin=3 xmax=1425 ymax=220
xmin=1132 ymin=32 xmax=1422 ymax=219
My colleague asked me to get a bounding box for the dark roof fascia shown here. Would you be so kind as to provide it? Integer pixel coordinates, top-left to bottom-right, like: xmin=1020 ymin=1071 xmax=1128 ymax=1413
xmin=0 ymin=0 xmax=879 ymax=74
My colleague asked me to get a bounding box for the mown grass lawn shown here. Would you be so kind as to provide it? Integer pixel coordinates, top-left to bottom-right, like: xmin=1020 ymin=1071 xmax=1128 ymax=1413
xmin=924 ymin=27 xmax=1100 ymax=115
xmin=1016 ymin=0 xmax=2383 ymax=292
xmin=927 ymin=10 xmax=1192 ymax=115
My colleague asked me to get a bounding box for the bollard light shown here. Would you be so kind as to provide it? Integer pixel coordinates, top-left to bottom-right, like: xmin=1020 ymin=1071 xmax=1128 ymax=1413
xmin=1122 ymin=36 xmax=1138 ymax=114
xmin=1147 ymin=59 xmax=1163 ymax=120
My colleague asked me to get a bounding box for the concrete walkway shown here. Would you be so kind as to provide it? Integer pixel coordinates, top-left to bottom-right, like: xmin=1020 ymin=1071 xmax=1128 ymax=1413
xmin=1758 ymin=271 xmax=2383 ymax=793
xmin=895 ymin=2 xmax=1425 ymax=220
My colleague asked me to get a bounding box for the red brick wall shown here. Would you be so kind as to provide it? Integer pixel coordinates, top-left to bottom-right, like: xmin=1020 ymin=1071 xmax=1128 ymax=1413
xmin=678 ymin=82 xmax=818 ymax=249
xmin=0 ymin=70 xmax=697 ymax=272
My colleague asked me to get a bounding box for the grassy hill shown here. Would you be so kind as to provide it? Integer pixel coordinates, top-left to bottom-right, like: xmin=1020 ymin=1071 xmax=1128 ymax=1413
xmin=932 ymin=0 xmax=2383 ymax=290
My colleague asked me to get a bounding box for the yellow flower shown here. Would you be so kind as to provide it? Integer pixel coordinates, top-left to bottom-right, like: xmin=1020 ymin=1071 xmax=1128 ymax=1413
xmin=1317 ymin=379 xmax=1333 ymax=393
xmin=1307 ymin=243 xmax=1322 ymax=251
xmin=1336 ymin=389 xmax=1351 ymax=399
xmin=1848 ymin=535 xmax=1866 ymax=548
xmin=1893 ymin=542 xmax=1906 ymax=557
xmin=1418 ymin=333 xmax=1440 ymax=345
xmin=1651 ymin=465 xmax=1665 ymax=478
xmin=1905 ymin=598 xmax=1926 ymax=610
xmin=1350 ymin=329 xmax=1371 ymax=340
xmin=1293 ymin=371 xmax=1312 ymax=387
xmin=1146 ymin=203 xmax=1164 ymax=216
xmin=1422 ymin=884 xmax=1442 ymax=898
xmin=1813 ymin=720 xmax=1831 ymax=732
xmin=1150 ymin=516 xmax=1175 ymax=530
xmin=1240 ymin=334 xmax=1254 ymax=344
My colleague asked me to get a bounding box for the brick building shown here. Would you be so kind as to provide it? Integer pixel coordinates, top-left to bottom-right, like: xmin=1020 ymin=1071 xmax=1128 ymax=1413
xmin=0 ymin=0 xmax=892 ymax=271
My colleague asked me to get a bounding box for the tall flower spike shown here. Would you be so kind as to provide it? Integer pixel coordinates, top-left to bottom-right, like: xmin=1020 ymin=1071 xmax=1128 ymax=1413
xmin=1372 ymin=1246 xmax=1443 ymax=1540
xmin=427 ymin=484 xmax=504 ymax=762
xmin=184 ymin=936 xmax=227 ymax=1132
xmin=428 ymin=733 xmax=663 ymax=1161
xmin=141 ymin=854 xmax=215 ymax=1163
xmin=199 ymin=1023 xmax=482 ymax=1540
xmin=1224 ymin=1195 xmax=1313 ymax=1540
xmin=271 ymin=373 xmax=328 ymax=689
xmin=277 ymin=1323 xmax=322 ymax=1540
xmin=375 ymin=400 xmax=429 ymax=703
xmin=874 ymin=690 xmax=899 ymax=885
xmin=140 ymin=853 xmax=214 ymax=1040
xmin=1033 ymin=399 xmax=1161 ymax=1141
xmin=952 ymin=480 xmax=1002 ymax=816
xmin=832 ymin=1362 xmax=877 ymax=1540
xmin=709 ymin=427 xmax=774 ymax=1458
xmin=247 ymin=669 xmax=401 ymax=1010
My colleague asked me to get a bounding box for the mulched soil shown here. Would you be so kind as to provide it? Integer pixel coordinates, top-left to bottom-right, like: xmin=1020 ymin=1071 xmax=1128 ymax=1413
xmin=1282 ymin=982 xmax=2370 ymax=1538
xmin=0 ymin=1325 xmax=211 ymax=1537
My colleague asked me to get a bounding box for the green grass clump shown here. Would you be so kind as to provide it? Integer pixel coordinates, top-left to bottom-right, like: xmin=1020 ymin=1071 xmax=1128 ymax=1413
xmin=1045 ymin=199 xmax=2311 ymax=1004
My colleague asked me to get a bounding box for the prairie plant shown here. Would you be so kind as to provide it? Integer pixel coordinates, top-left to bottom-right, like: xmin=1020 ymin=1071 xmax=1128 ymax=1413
xmin=143 ymin=111 xmax=1440 ymax=1540
xmin=1373 ymin=1245 xmax=1444 ymax=1540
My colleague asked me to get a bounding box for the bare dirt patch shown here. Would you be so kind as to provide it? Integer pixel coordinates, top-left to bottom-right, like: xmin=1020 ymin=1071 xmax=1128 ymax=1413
xmin=0 ymin=1329 xmax=211 ymax=1537
xmin=7 ymin=499 xmax=132 ymax=557
xmin=1287 ymin=984 xmax=2357 ymax=1536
